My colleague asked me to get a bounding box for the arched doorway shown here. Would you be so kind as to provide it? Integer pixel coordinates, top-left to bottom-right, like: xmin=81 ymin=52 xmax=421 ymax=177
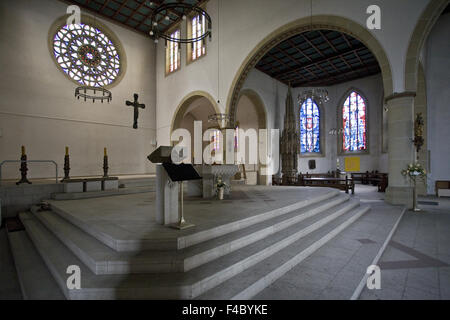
xmin=235 ymin=89 xmax=268 ymax=185
xmin=404 ymin=0 xmax=449 ymax=92
xmin=171 ymin=91 xmax=221 ymax=163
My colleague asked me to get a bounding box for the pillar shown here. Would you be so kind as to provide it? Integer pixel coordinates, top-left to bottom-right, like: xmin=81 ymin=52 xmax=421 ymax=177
xmin=385 ymin=94 xmax=416 ymax=208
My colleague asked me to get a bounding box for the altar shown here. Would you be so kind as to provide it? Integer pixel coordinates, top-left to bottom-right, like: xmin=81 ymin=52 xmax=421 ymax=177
xmin=188 ymin=165 xmax=239 ymax=199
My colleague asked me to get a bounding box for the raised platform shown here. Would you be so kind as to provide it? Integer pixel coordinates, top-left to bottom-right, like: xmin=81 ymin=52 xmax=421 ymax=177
xmin=10 ymin=185 xmax=371 ymax=299
xmin=46 ymin=186 xmax=339 ymax=251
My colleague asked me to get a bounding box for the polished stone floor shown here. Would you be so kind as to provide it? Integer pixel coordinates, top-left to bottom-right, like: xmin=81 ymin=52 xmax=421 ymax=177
xmin=359 ymin=194 xmax=450 ymax=300
xmin=254 ymin=185 xmax=450 ymax=300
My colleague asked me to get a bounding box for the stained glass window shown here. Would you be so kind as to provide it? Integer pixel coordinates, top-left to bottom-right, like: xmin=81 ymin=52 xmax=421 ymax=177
xmin=191 ymin=14 xmax=206 ymax=61
xmin=212 ymin=130 xmax=220 ymax=151
xmin=167 ymin=30 xmax=180 ymax=73
xmin=342 ymin=91 xmax=367 ymax=152
xmin=300 ymin=98 xmax=320 ymax=153
xmin=53 ymin=23 xmax=121 ymax=87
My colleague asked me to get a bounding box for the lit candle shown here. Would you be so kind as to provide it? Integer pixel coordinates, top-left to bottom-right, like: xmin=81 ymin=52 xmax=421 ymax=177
xmin=21 ymin=146 xmax=25 ymax=156
xmin=104 ymin=147 xmax=107 ymax=157
xmin=65 ymin=146 xmax=69 ymax=156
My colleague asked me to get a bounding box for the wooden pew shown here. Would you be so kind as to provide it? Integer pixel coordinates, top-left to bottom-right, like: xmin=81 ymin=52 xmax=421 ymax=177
xmin=300 ymin=176 xmax=355 ymax=194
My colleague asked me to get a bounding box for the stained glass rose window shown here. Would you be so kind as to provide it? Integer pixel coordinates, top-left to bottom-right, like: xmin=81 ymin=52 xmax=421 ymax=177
xmin=53 ymin=23 xmax=121 ymax=87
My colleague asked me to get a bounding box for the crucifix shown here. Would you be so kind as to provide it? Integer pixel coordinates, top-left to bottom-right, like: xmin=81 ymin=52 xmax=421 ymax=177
xmin=126 ymin=93 xmax=146 ymax=129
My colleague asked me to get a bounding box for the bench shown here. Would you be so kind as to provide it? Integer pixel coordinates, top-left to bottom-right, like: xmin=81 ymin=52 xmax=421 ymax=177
xmin=436 ymin=181 xmax=450 ymax=197
xmin=351 ymin=171 xmax=388 ymax=192
xmin=300 ymin=176 xmax=355 ymax=194
xmin=62 ymin=177 xmax=119 ymax=193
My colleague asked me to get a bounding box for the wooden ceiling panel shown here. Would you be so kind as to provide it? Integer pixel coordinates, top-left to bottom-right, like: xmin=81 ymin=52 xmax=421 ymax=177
xmin=255 ymin=29 xmax=381 ymax=87
xmin=62 ymin=0 xmax=207 ymax=35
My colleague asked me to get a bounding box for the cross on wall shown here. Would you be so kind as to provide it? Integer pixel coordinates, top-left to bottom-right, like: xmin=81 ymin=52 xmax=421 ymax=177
xmin=125 ymin=93 xmax=146 ymax=129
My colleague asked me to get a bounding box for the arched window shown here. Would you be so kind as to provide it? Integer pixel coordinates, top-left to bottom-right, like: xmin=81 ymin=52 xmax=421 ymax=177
xmin=300 ymin=98 xmax=320 ymax=153
xmin=342 ymin=91 xmax=367 ymax=152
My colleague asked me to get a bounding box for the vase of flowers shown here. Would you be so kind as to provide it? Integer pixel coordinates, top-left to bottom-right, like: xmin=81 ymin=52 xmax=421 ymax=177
xmin=401 ymin=163 xmax=426 ymax=212
xmin=215 ymin=175 xmax=229 ymax=200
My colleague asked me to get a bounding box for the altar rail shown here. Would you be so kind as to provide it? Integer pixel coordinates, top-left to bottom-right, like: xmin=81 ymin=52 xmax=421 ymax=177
xmin=0 ymin=160 xmax=58 ymax=186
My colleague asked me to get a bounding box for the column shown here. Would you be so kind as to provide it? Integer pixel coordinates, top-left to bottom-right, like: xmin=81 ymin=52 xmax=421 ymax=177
xmin=385 ymin=94 xmax=416 ymax=208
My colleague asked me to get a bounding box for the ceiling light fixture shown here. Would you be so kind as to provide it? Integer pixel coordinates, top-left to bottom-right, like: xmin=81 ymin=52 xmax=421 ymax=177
xmin=149 ymin=3 xmax=212 ymax=44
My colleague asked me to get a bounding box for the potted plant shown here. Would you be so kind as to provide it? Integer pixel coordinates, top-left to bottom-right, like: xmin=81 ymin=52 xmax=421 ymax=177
xmin=401 ymin=162 xmax=426 ymax=212
xmin=215 ymin=175 xmax=229 ymax=200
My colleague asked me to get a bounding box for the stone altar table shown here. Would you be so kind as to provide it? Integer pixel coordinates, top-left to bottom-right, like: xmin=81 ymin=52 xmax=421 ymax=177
xmin=188 ymin=165 xmax=239 ymax=199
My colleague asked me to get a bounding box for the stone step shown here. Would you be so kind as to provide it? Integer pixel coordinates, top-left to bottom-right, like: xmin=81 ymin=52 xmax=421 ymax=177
xmin=19 ymin=199 xmax=362 ymax=299
xmin=7 ymin=230 xmax=65 ymax=300
xmin=30 ymin=194 xmax=352 ymax=275
xmin=118 ymin=177 xmax=155 ymax=189
xmin=47 ymin=189 xmax=340 ymax=252
xmin=51 ymin=186 xmax=154 ymax=200
xmin=197 ymin=205 xmax=370 ymax=300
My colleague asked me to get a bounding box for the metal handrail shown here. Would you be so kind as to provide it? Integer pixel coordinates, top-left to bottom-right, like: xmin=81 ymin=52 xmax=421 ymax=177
xmin=0 ymin=160 xmax=58 ymax=186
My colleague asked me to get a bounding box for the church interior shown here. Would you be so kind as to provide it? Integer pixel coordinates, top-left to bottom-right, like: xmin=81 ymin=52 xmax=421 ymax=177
xmin=0 ymin=0 xmax=449 ymax=302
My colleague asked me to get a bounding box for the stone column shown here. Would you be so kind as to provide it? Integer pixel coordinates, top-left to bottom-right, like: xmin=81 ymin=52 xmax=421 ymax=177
xmin=385 ymin=94 xmax=416 ymax=208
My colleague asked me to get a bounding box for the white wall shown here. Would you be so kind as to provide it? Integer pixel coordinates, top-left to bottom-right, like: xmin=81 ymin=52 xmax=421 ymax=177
xmin=156 ymin=0 xmax=430 ymax=148
xmin=426 ymin=12 xmax=450 ymax=194
xmin=0 ymin=0 xmax=157 ymax=179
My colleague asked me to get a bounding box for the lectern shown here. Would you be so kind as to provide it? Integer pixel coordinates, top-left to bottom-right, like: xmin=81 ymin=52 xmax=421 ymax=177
xmin=148 ymin=146 xmax=201 ymax=230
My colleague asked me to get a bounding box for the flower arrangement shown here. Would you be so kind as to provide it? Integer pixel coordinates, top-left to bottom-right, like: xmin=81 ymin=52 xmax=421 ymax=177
xmin=401 ymin=163 xmax=426 ymax=182
xmin=215 ymin=175 xmax=229 ymax=199
xmin=215 ymin=175 xmax=229 ymax=191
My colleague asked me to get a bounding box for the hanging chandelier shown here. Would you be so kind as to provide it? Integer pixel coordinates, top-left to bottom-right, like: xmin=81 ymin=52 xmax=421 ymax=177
xmin=298 ymin=88 xmax=330 ymax=105
xmin=149 ymin=3 xmax=212 ymax=44
xmin=208 ymin=113 xmax=231 ymax=129
xmin=75 ymin=86 xmax=112 ymax=103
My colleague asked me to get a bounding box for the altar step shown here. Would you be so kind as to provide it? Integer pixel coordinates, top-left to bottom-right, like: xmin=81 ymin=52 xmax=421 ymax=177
xmin=14 ymin=195 xmax=369 ymax=299
xmin=118 ymin=177 xmax=156 ymax=189
xmin=51 ymin=186 xmax=155 ymax=200
xmin=46 ymin=189 xmax=340 ymax=252
xmin=6 ymin=230 xmax=65 ymax=300
xmin=30 ymin=193 xmax=351 ymax=275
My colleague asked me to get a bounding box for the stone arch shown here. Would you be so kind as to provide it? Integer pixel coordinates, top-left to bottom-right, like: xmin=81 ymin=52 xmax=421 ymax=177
xmin=235 ymin=89 xmax=268 ymax=130
xmin=336 ymin=87 xmax=371 ymax=155
xmin=170 ymin=90 xmax=221 ymax=136
xmin=404 ymin=0 xmax=449 ymax=92
xmin=225 ymin=15 xmax=393 ymax=123
xmin=235 ymin=89 xmax=269 ymax=185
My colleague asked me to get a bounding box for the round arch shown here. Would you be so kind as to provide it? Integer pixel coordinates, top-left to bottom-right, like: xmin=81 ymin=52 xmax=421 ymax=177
xmin=404 ymin=0 xmax=449 ymax=92
xmin=225 ymin=15 xmax=393 ymax=123
xmin=170 ymin=90 xmax=221 ymax=136
xmin=336 ymin=87 xmax=371 ymax=155
xmin=235 ymin=89 xmax=268 ymax=130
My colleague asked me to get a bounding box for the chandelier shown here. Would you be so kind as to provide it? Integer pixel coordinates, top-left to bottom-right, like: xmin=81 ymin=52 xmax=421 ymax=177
xmin=149 ymin=3 xmax=212 ymax=44
xmin=298 ymin=88 xmax=330 ymax=105
xmin=75 ymin=86 xmax=112 ymax=103
xmin=208 ymin=113 xmax=231 ymax=129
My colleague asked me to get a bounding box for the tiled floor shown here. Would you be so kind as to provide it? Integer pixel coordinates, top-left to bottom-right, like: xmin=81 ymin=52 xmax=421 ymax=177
xmin=255 ymin=185 xmax=450 ymax=300
xmin=359 ymin=194 xmax=450 ymax=300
